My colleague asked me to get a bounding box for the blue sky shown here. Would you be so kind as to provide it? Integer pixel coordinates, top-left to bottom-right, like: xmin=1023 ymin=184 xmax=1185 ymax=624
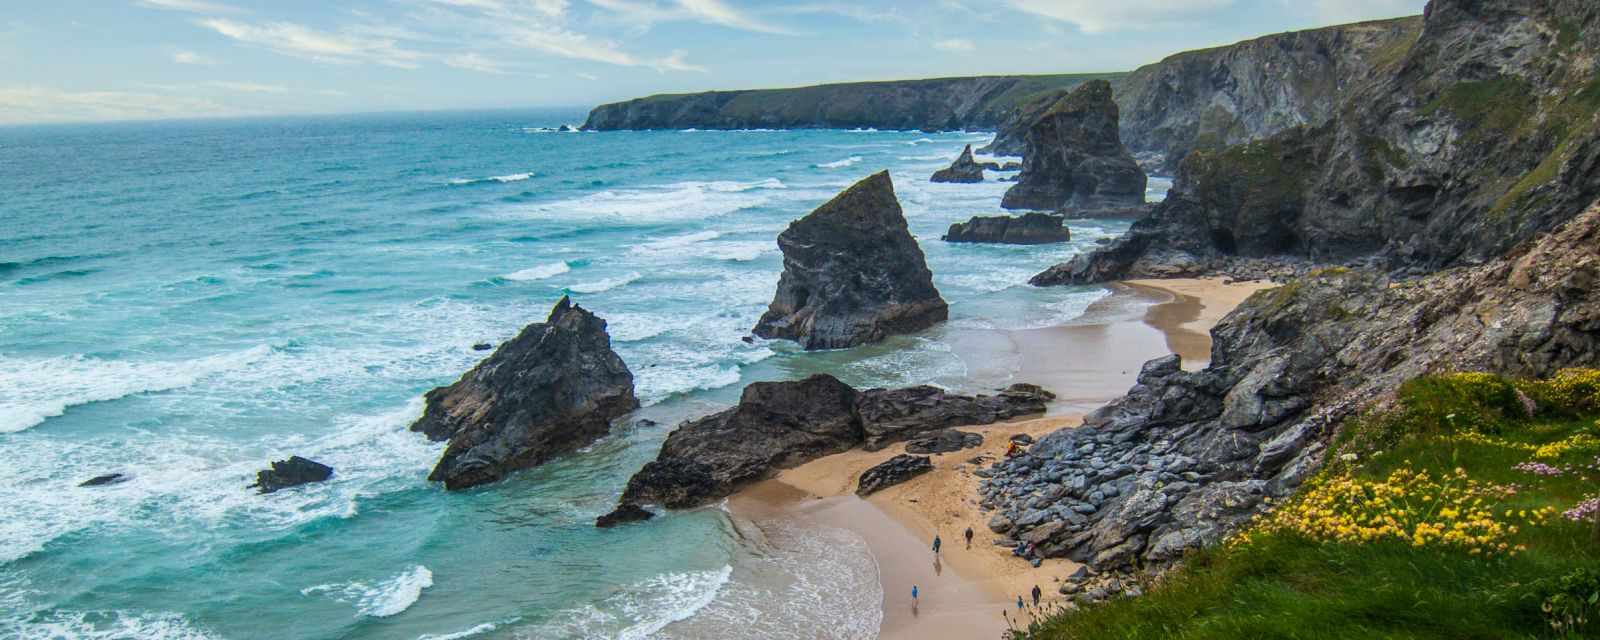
xmin=0 ymin=0 xmax=1426 ymax=125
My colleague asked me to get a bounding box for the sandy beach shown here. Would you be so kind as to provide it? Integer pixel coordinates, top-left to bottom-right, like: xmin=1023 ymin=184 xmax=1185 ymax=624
xmin=728 ymin=277 xmax=1276 ymax=639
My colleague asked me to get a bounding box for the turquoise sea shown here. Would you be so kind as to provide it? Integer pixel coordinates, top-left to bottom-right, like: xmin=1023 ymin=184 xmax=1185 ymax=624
xmin=0 ymin=109 xmax=1160 ymax=639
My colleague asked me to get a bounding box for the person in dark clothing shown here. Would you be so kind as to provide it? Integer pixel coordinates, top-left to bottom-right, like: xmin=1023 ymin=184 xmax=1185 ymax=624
xmin=1031 ymin=584 xmax=1042 ymax=607
xmin=932 ymin=534 xmax=942 ymax=554
xmin=964 ymin=526 xmax=974 ymax=549
xmin=1016 ymin=595 xmax=1025 ymax=610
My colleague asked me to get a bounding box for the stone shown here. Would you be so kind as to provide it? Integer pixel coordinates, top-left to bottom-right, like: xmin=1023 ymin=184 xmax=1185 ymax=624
xmin=471 ymin=342 xmax=493 ymax=351
xmin=1001 ymin=80 xmax=1145 ymax=213
xmin=251 ymin=456 xmax=333 ymax=494
xmin=988 ymin=513 xmax=1014 ymax=533
xmin=856 ymin=383 xmax=1053 ymax=451
xmin=595 ymin=503 xmax=655 ymax=528
xmin=904 ymin=429 xmax=984 ymax=454
xmin=856 ymin=454 xmax=934 ymax=495
xmin=412 ymin=297 xmax=638 ymax=490
xmin=79 ymin=473 xmax=129 ymax=487
xmin=943 ymin=212 xmax=1071 ymax=245
xmin=753 ymin=171 xmax=948 ymax=350
xmin=930 ymin=144 xmax=985 ymax=183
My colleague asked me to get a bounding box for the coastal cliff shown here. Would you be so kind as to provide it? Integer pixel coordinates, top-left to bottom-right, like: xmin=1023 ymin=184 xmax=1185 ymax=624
xmin=581 ymin=74 xmax=1119 ymax=132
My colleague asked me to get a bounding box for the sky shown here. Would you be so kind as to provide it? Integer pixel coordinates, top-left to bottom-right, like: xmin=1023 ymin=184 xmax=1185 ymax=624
xmin=0 ymin=0 xmax=1428 ymax=125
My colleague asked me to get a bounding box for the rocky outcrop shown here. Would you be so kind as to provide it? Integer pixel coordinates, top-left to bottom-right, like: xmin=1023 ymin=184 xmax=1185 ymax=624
xmin=904 ymin=429 xmax=984 ymax=454
xmin=985 ymin=201 xmax=1600 ymax=570
xmin=1036 ymin=0 xmax=1600 ymax=285
xmin=931 ymin=145 xmax=985 ymax=183
xmin=856 ymin=455 xmax=933 ymax=496
xmin=595 ymin=503 xmax=655 ymax=528
xmin=412 ymin=296 xmax=638 ymax=490
xmin=79 ymin=473 xmax=129 ymax=487
xmin=943 ymin=212 xmax=1071 ymax=244
xmin=251 ymin=456 xmax=333 ymax=494
xmin=857 ymin=383 xmax=1054 ymax=451
xmin=1000 ymin=81 xmax=1145 ymax=212
xmin=753 ymin=172 xmax=949 ymax=350
xmin=613 ymin=375 xmax=1051 ymax=512
xmin=582 ymin=74 xmax=1116 ymax=132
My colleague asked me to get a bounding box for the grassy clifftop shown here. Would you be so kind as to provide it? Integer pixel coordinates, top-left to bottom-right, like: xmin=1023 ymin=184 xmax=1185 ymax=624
xmin=1014 ymin=370 xmax=1600 ymax=639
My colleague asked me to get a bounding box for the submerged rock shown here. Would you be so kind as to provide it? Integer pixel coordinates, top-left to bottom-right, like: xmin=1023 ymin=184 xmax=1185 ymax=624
xmin=611 ymin=375 xmax=1051 ymax=514
xmin=943 ymin=212 xmax=1071 ymax=245
xmin=930 ymin=144 xmax=985 ymax=183
xmin=412 ymin=296 xmax=638 ymax=490
xmin=79 ymin=473 xmax=129 ymax=487
xmin=251 ymin=456 xmax=332 ymax=494
xmin=856 ymin=454 xmax=933 ymax=495
xmin=471 ymin=342 xmax=493 ymax=351
xmin=595 ymin=503 xmax=655 ymax=528
xmin=753 ymin=171 xmax=948 ymax=350
xmin=904 ymin=429 xmax=984 ymax=454
xmin=1001 ymin=80 xmax=1145 ymax=213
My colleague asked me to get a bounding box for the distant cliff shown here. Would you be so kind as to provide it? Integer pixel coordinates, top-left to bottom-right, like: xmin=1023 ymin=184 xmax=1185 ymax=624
xmin=581 ymin=74 xmax=1121 ymax=132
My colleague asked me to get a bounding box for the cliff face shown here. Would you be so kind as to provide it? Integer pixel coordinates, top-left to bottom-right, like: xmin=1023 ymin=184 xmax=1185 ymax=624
xmin=1037 ymin=0 xmax=1600 ymax=285
xmin=581 ymin=74 xmax=1120 ymax=132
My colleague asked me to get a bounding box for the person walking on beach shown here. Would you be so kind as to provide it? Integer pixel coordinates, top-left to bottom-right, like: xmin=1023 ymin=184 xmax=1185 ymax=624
xmin=912 ymin=585 xmax=919 ymax=607
xmin=1032 ymin=584 xmax=1042 ymax=607
xmin=964 ymin=526 xmax=973 ymax=549
xmin=1016 ymin=595 xmax=1025 ymax=610
xmin=932 ymin=534 xmax=942 ymax=555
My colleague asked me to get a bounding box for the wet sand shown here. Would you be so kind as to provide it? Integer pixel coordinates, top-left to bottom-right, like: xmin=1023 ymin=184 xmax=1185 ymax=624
xmin=727 ymin=277 xmax=1276 ymax=639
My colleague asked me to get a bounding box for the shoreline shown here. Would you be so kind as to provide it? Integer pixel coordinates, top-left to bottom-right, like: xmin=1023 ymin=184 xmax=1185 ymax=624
xmin=726 ymin=276 xmax=1276 ymax=639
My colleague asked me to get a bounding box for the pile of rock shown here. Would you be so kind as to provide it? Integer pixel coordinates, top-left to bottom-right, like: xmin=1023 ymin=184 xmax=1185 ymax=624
xmin=943 ymin=212 xmax=1071 ymax=245
xmin=930 ymin=144 xmax=986 ymax=183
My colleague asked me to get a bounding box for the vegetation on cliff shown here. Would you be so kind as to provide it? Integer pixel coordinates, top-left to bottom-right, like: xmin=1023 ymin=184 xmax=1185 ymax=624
xmin=1014 ymin=370 xmax=1600 ymax=639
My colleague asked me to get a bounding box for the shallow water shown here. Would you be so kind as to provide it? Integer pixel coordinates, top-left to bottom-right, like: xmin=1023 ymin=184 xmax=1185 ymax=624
xmin=0 ymin=109 xmax=1156 ymax=638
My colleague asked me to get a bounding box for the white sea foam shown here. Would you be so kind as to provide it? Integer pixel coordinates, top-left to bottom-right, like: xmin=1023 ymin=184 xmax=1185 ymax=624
xmin=302 ymin=565 xmax=433 ymax=618
xmin=416 ymin=619 xmax=518 ymax=640
xmin=699 ymin=241 xmax=770 ymax=262
xmin=631 ymin=231 xmax=721 ymax=254
xmin=1 ymin=609 xmax=222 ymax=640
xmin=503 ymin=261 xmax=571 ymax=281
xmin=568 ymin=272 xmax=642 ymax=294
xmin=815 ymin=156 xmax=862 ymax=169
xmin=512 ymin=179 xmax=781 ymax=224
xmin=527 ymin=567 xmax=732 ymax=639
xmin=450 ymin=172 xmax=533 ymax=186
xmin=0 ymin=344 xmax=273 ymax=433
xmin=905 ymin=137 xmax=936 ymax=145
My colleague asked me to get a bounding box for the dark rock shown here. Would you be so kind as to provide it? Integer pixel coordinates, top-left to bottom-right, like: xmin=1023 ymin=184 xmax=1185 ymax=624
xmin=753 ymin=172 xmax=948 ymax=350
xmin=904 ymin=429 xmax=984 ymax=454
xmin=557 ymin=124 xmax=575 ymax=132
xmin=857 ymin=383 xmax=1053 ymax=451
xmin=856 ymin=454 xmax=933 ymax=495
xmin=595 ymin=503 xmax=654 ymax=528
xmin=930 ymin=144 xmax=985 ymax=183
xmin=1057 ymin=204 xmax=1155 ymax=221
xmin=251 ymin=456 xmax=332 ymax=494
xmin=471 ymin=342 xmax=493 ymax=351
xmin=412 ymin=296 xmax=639 ymax=490
xmin=1009 ymin=433 xmax=1034 ymax=445
xmin=999 ymin=161 xmax=1022 ymax=171
xmin=614 ymin=375 xmax=1053 ymax=511
xmin=1001 ymin=81 xmax=1145 ymax=213
xmin=943 ymin=212 xmax=1070 ymax=245
xmin=79 ymin=473 xmax=129 ymax=487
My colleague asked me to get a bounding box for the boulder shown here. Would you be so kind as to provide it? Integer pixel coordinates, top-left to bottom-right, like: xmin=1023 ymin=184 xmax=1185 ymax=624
xmin=412 ymin=296 xmax=638 ymax=490
xmin=79 ymin=473 xmax=129 ymax=487
xmin=930 ymin=144 xmax=985 ymax=183
xmin=471 ymin=342 xmax=493 ymax=351
xmin=857 ymin=383 xmax=1053 ymax=451
xmin=1001 ymin=80 xmax=1145 ymax=213
xmin=753 ymin=171 xmax=949 ymax=350
xmin=251 ymin=456 xmax=333 ymax=494
xmin=595 ymin=503 xmax=655 ymax=528
xmin=856 ymin=454 xmax=933 ymax=495
xmin=904 ymin=429 xmax=984 ymax=454
xmin=943 ymin=212 xmax=1071 ymax=245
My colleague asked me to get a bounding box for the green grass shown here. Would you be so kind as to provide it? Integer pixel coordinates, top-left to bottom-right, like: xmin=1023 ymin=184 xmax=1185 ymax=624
xmin=1018 ymin=371 xmax=1600 ymax=640
xmin=1421 ymin=76 xmax=1536 ymax=134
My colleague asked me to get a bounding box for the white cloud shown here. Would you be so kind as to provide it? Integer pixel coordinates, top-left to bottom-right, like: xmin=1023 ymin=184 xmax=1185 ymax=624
xmin=212 ymin=81 xmax=287 ymax=93
xmin=0 ymin=85 xmax=239 ymax=124
xmin=934 ymin=38 xmax=975 ymax=52
xmin=196 ymin=18 xmax=426 ymax=68
xmin=675 ymin=0 xmax=793 ymax=35
xmin=650 ymin=49 xmax=707 ymax=72
xmin=1004 ymin=0 xmax=1236 ymax=33
xmin=172 ymin=50 xmax=216 ymax=65
xmin=136 ymin=0 xmax=242 ymax=13
xmin=575 ymin=72 xmax=599 ymax=80
xmin=442 ymin=52 xmax=507 ymax=73
xmin=587 ymin=0 xmax=795 ymax=35
xmin=1303 ymin=0 xmax=1425 ymax=24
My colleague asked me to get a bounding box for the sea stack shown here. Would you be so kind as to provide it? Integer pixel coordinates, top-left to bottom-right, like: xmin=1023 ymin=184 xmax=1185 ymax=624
xmin=1001 ymin=80 xmax=1145 ymax=212
xmin=943 ymin=212 xmax=1071 ymax=244
xmin=753 ymin=171 xmax=948 ymax=350
xmin=411 ymin=296 xmax=638 ymax=490
xmin=930 ymin=144 xmax=985 ymax=183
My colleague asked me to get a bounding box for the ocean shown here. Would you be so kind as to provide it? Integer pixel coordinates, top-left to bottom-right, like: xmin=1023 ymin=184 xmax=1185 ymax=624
xmin=0 ymin=109 xmax=1160 ymax=639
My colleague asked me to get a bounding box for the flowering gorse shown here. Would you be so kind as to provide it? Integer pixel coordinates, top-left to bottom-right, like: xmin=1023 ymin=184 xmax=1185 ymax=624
xmin=1233 ymin=467 xmax=1552 ymax=555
